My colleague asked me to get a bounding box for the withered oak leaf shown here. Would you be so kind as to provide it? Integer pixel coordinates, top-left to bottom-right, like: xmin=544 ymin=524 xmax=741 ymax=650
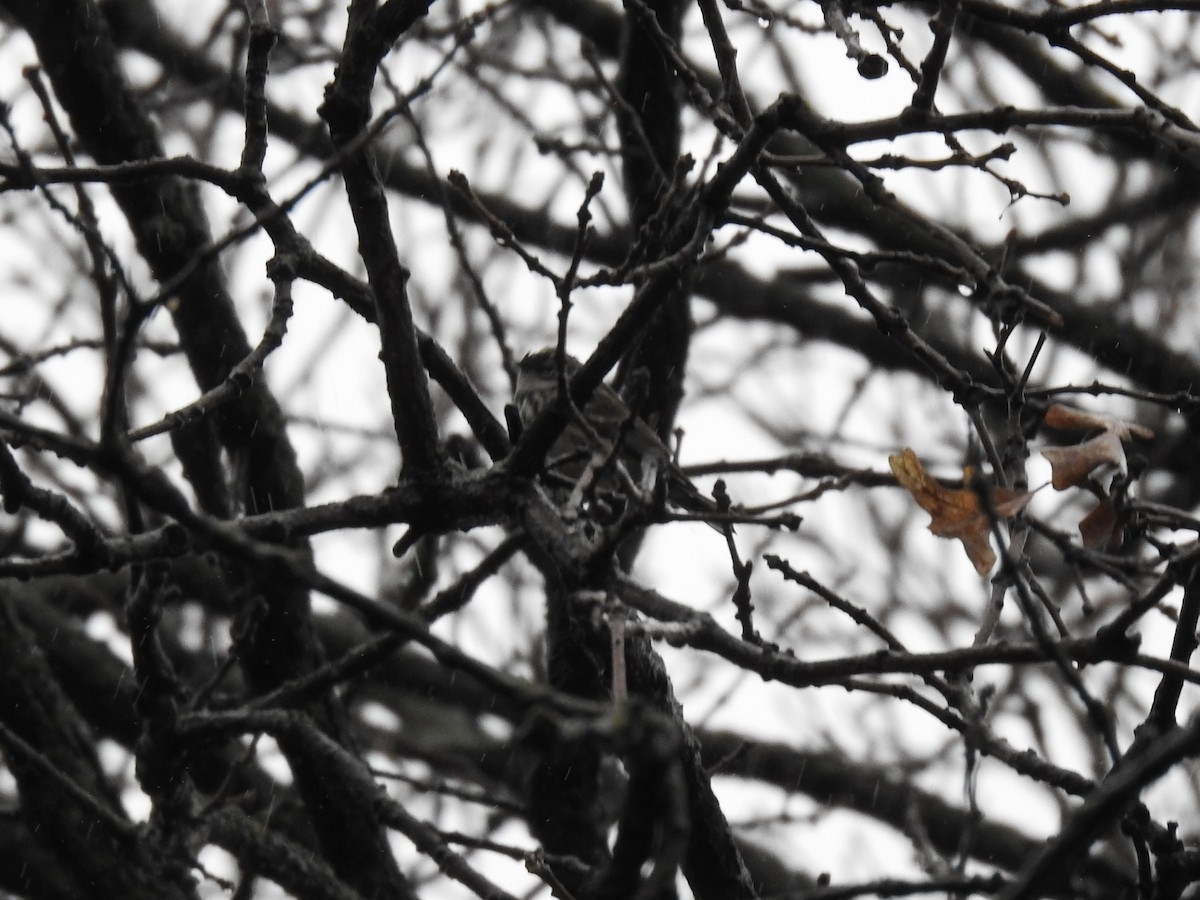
xmin=889 ymin=448 xmax=1032 ymax=576
xmin=1041 ymin=403 xmax=1154 ymax=490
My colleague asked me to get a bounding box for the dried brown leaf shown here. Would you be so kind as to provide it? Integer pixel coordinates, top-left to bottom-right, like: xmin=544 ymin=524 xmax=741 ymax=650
xmin=1078 ymin=499 xmax=1121 ymax=550
xmin=1042 ymin=431 xmax=1127 ymax=490
xmin=1043 ymin=403 xmax=1154 ymax=441
xmin=1041 ymin=404 xmax=1154 ymax=490
xmin=888 ymin=448 xmax=1032 ymax=575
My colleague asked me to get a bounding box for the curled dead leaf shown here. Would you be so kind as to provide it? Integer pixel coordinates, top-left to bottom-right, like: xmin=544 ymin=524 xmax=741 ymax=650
xmin=1043 ymin=432 xmax=1126 ymax=490
xmin=1041 ymin=404 xmax=1153 ymax=490
xmin=1078 ymin=499 xmax=1121 ymax=550
xmin=1043 ymin=404 xmax=1154 ymax=440
xmin=888 ymin=448 xmax=1032 ymax=576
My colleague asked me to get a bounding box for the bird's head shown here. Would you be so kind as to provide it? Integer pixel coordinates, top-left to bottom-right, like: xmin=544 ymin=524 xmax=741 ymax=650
xmin=515 ymin=348 xmax=582 ymax=402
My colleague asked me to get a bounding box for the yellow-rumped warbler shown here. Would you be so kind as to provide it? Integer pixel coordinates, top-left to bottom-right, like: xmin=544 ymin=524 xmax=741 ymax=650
xmin=514 ymin=348 xmax=722 ymax=526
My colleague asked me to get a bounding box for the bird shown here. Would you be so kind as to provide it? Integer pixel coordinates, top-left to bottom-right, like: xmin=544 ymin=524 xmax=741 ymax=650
xmin=513 ymin=347 xmax=724 ymax=527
